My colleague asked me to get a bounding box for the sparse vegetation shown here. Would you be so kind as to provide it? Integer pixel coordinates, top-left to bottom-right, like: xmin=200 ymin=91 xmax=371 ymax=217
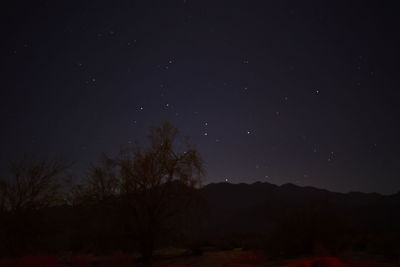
xmin=69 ymin=121 xmax=205 ymax=259
xmin=0 ymin=123 xmax=399 ymax=266
xmin=0 ymin=156 xmax=71 ymax=256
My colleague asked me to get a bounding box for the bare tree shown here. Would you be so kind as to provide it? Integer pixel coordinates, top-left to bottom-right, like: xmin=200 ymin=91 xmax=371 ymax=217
xmin=1 ymin=157 xmax=71 ymax=213
xmin=0 ymin=156 xmax=71 ymax=255
xmin=0 ymin=179 xmax=6 ymax=214
xmin=89 ymin=155 xmax=120 ymax=202
xmin=79 ymin=121 xmax=204 ymax=258
xmin=117 ymin=121 xmax=204 ymax=259
xmin=72 ymin=153 xmax=119 ymax=205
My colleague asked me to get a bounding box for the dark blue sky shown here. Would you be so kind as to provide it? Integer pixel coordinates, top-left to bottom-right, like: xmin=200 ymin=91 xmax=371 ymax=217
xmin=1 ymin=1 xmax=399 ymax=194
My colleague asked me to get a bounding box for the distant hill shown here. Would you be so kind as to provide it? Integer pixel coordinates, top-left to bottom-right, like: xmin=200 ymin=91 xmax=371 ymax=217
xmin=201 ymin=182 xmax=400 ymax=236
xmin=2 ymin=181 xmax=398 ymax=259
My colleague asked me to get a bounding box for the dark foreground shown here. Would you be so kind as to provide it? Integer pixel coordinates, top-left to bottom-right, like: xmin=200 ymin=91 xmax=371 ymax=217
xmin=1 ymin=250 xmax=399 ymax=267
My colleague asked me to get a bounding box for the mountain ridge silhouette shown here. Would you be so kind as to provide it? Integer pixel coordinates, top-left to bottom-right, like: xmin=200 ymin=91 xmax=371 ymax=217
xmin=200 ymin=181 xmax=400 ymax=236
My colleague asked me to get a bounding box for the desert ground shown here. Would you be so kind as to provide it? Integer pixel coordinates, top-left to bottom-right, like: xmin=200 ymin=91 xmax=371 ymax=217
xmin=1 ymin=248 xmax=399 ymax=267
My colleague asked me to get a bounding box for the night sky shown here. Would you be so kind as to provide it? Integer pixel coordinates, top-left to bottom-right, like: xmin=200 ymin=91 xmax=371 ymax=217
xmin=1 ymin=1 xmax=400 ymax=194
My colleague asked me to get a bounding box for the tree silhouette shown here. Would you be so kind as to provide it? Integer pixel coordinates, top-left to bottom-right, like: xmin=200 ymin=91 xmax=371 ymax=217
xmin=119 ymin=122 xmax=204 ymax=259
xmin=77 ymin=121 xmax=205 ymax=259
xmin=0 ymin=157 xmax=70 ymax=213
xmin=69 ymin=153 xmax=122 ymax=252
xmin=0 ymin=156 xmax=71 ymax=255
xmin=71 ymin=153 xmax=119 ymax=205
xmin=0 ymin=179 xmax=6 ymax=214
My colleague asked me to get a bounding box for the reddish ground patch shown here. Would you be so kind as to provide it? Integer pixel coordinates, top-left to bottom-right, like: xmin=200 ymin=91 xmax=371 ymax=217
xmin=280 ymin=257 xmax=346 ymax=267
xmin=0 ymin=253 xmax=398 ymax=267
xmin=12 ymin=255 xmax=59 ymax=267
xmin=223 ymin=251 xmax=268 ymax=266
xmin=280 ymin=257 xmax=399 ymax=267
